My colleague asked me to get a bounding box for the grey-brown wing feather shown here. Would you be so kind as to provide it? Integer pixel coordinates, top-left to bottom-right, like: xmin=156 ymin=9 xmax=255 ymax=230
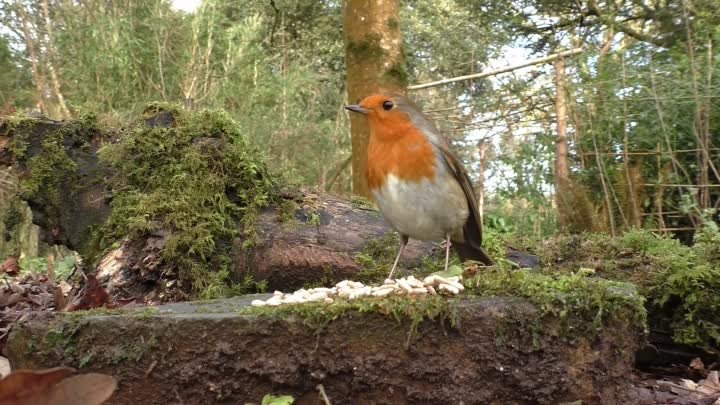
xmin=437 ymin=144 xmax=495 ymax=265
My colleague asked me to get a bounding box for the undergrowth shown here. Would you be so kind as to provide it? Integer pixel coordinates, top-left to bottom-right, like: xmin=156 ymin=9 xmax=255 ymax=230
xmin=529 ymin=227 xmax=720 ymax=348
xmin=90 ymin=103 xmax=279 ymax=297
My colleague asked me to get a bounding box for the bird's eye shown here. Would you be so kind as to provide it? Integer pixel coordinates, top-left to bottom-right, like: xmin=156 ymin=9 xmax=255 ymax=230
xmin=382 ymin=100 xmax=394 ymax=111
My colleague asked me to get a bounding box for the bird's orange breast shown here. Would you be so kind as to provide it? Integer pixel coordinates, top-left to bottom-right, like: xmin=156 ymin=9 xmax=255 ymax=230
xmin=366 ymin=117 xmax=437 ymax=190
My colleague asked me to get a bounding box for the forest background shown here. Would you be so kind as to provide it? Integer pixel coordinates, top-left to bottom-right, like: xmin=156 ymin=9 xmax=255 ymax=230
xmin=1 ymin=0 xmax=719 ymax=239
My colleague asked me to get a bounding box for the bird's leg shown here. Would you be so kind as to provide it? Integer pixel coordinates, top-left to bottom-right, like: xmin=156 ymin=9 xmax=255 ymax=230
xmin=444 ymin=233 xmax=452 ymax=273
xmin=388 ymin=234 xmax=409 ymax=280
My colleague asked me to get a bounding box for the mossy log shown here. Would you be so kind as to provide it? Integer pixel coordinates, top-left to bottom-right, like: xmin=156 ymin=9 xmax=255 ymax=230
xmin=0 ymin=114 xmax=438 ymax=298
xmin=7 ymin=294 xmax=643 ymax=405
xmin=96 ymin=192 xmax=440 ymax=299
xmin=0 ymin=115 xmax=110 ymax=251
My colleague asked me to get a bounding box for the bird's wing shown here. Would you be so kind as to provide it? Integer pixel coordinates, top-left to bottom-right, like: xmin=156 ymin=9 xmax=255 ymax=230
xmin=435 ymin=143 xmax=495 ymax=265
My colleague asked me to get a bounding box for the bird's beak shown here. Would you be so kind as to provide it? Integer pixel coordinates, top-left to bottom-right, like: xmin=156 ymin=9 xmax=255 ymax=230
xmin=344 ymin=104 xmax=370 ymax=114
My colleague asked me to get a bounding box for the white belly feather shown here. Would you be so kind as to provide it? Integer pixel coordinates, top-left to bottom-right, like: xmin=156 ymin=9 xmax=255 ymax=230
xmin=372 ymin=172 xmax=469 ymax=241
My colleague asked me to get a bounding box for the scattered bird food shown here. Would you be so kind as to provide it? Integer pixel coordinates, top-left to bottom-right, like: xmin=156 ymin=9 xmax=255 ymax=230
xmin=250 ymin=275 xmax=464 ymax=307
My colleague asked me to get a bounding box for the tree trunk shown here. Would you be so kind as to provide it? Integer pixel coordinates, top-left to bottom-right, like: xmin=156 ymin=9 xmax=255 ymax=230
xmin=343 ymin=0 xmax=407 ymax=197
xmin=41 ymin=0 xmax=71 ymax=119
xmin=553 ymin=57 xmax=571 ymax=228
xmin=476 ymin=139 xmax=489 ymax=229
xmin=16 ymin=1 xmax=46 ymax=114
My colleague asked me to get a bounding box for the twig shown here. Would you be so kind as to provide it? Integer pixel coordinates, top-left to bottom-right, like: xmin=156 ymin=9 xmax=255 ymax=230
xmin=408 ymin=48 xmax=584 ymax=90
xmin=316 ymin=384 xmax=332 ymax=405
xmin=144 ymin=359 xmax=158 ymax=378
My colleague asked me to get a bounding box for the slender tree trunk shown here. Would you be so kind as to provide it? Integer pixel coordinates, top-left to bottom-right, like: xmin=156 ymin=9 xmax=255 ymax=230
xmin=553 ymin=57 xmax=571 ymax=228
xmin=621 ymin=50 xmax=641 ymax=228
xmin=344 ymin=0 xmax=407 ymax=197
xmin=476 ymin=139 xmax=489 ymax=229
xmin=41 ymin=0 xmax=70 ymax=119
xmin=16 ymin=1 xmax=46 ymax=114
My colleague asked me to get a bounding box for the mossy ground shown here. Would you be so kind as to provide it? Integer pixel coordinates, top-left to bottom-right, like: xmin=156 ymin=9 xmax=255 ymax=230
xmin=244 ymin=265 xmax=646 ymax=346
xmin=245 ymin=227 xmax=720 ymax=350
xmin=89 ymin=103 xmax=280 ymax=298
xmin=27 ymin=310 xmax=161 ymax=369
xmin=508 ymin=228 xmax=720 ymax=348
xmin=242 ymin=294 xmax=458 ymax=347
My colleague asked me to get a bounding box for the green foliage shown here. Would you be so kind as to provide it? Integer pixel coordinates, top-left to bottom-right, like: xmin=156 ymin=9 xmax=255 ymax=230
xmin=92 ymin=104 xmax=279 ymax=296
xmin=480 ymin=227 xmax=508 ymax=262
xmin=18 ymin=255 xmax=77 ymax=279
xmin=0 ymin=36 xmax=33 ymax=107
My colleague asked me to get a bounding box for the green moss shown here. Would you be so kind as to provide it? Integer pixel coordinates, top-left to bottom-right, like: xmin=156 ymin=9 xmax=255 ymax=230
xmin=19 ymin=131 xmax=77 ymax=221
xmin=346 ymin=34 xmax=384 ymax=61
xmin=90 ymin=103 xmax=279 ymax=297
xmin=384 ymin=62 xmax=409 ymax=86
xmin=242 ymin=294 xmax=458 ymax=346
xmin=350 ymin=195 xmax=377 ymax=210
xmin=79 ymin=354 xmax=93 ymax=368
xmin=355 ymin=231 xmax=467 ymax=283
xmin=465 ymin=267 xmax=647 ymax=338
xmin=107 ymin=335 xmax=158 ymax=364
xmin=40 ymin=317 xmax=87 ymax=358
xmin=3 ymin=112 xmax=102 ymax=237
xmin=523 ymin=228 xmax=720 ymax=348
xmin=386 ymin=18 xmax=399 ymax=30
xmin=276 ymin=199 xmax=299 ymax=224
xmin=0 ymin=196 xmax=24 ymax=257
xmin=302 ymin=265 xmax=336 ymax=289
xmin=4 ymin=117 xmax=33 ymax=158
xmin=244 ymin=266 xmax=645 ymax=346
xmin=355 ymin=232 xmax=403 ymax=283
xmin=480 ymin=228 xmax=509 ymax=264
xmin=40 ymin=312 xmax=160 ymax=367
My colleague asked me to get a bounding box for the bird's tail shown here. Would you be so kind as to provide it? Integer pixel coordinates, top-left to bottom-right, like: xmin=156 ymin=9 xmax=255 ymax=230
xmin=454 ymin=242 xmax=495 ymax=266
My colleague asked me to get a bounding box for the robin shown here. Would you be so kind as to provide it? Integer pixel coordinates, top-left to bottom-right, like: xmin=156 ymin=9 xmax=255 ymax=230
xmin=345 ymin=93 xmax=494 ymax=279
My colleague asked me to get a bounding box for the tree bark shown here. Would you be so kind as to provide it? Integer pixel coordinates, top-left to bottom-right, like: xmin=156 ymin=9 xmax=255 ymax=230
xmin=553 ymin=57 xmax=571 ymax=228
xmin=344 ymin=0 xmax=407 ymax=197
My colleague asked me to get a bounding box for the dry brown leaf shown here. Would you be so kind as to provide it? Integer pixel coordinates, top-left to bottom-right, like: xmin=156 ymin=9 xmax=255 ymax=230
xmin=41 ymin=373 xmax=118 ymax=405
xmin=65 ymin=275 xmax=109 ymax=311
xmin=0 ymin=257 xmax=18 ymax=276
xmin=0 ymin=368 xmax=117 ymax=405
xmin=0 ymin=367 xmax=75 ymax=403
xmin=690 ymin=357 xmax=705 ymax=371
